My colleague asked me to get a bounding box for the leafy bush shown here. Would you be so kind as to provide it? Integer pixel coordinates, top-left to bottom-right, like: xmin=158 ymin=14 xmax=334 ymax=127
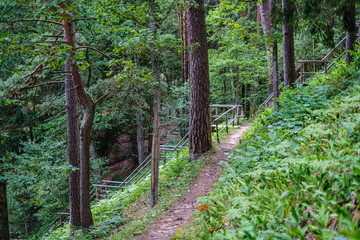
xmin=182 ymin=59 xmax=360 ymax=239
xmin=48 ymin=148 xmax=202 ymax=239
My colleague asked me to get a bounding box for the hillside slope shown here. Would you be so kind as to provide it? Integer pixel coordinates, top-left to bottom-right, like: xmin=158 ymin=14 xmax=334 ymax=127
xmin=179 ymin=56 xmax=360 ymax=239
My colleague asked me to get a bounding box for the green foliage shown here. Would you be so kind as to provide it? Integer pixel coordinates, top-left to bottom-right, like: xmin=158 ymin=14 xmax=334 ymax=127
xmin=178 ymin=54 xmax=360 ymax=239
xmin=206 ymin=0 xmax=269 ymax=113
xmin=48 ymin=148 xmax=202 ymax=239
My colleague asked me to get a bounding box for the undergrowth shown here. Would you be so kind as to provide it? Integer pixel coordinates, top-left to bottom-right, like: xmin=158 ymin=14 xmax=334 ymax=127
xmin=47 ymin=149 xmax=202 ymax=239
xmin=177 ymin=57 xmax=360 ymax=239
xmin=46 ymin=121 xmax=242 ymax=239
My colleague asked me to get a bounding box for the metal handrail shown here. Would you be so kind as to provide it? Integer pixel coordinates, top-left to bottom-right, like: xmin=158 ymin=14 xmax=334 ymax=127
xmin=35 ymin=104 xmax=243 ymax=238
xmin=211 ymin=106 xmax=237 ymax=124
xmin=260 ymin=35 xmax=352 ymax=109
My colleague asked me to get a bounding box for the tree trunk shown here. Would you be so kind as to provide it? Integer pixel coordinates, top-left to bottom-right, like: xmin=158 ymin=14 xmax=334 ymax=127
xmin=241 ymin=83 xmax=246 ymax=116
xmin=260 ymin=0 xmax=274 ymax=94
xmin=246 ymin=84 xmax=251 ymax=114
xmin=345 ymin=3 xmax=356 ymax=66
xmin=136 ymin=108 xmax=145 ymax=164
xmin=134 ymin=55 xmax=145 ymax=165
xmin=257 ymin=4 xmax=261 ymax=35
xmin=0 ymin=138 xmax=10 ymax=240
xmin=271 ymin=0 xmax=279 ymax=111
xmin=177 ymin=5 xmax=185 ymax=83
xmin=0 ymin=181 xmax=9 ymax=240
xmin=64 ymin=56 xmax=81 ymax=230
xmin=233 ymin=65 xmax=239 ymax=105
xmin=282 ymin=0 xmax=296 ymax=87
xmin=79 ymin=101 xmax=95 ymax=228
xmin=149 ymin=0 xmax=161 ymax=208
xmin=177 ymin=1 xmax=189 ymax=83
xmin=63 ymin=1 xmax=94 ymax=228
xmin=183 ymin=0 xmax=189 ymax=82
xmin=187 ymin=0 xmax=212 ymax=159
xmin=90 ymin=139 xmax=101 ymax=184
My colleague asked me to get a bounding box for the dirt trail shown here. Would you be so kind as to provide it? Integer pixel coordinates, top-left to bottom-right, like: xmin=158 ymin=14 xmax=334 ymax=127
xmin=136 ymin=124 xmax=250 ymax=240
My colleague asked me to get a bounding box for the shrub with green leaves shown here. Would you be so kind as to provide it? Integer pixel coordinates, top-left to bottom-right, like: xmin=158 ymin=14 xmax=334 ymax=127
xmin=184 ymin=57 xmax=360 ymax=239
xmin=48 ymin=148 xmax=202 ymax=239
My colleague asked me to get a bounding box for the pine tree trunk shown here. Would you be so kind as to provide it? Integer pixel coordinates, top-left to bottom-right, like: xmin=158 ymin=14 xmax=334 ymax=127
xmin=260 ymin=0 xmax=274 ymax=94
xmin=79 ymin=101 xmax=95 ymax=228
xmin=187 ymin=0 xmax=212 ymax=159
xmin=233 ymin=65 xmax=239 ymax=105
xmin=0 ymin=137 xmax=9 ymax=240
xmin=149 ymin=0 xmax=161 ymax=208
xmin=282 ymin=0 xmax=296 ymax=87
xmin=136 ymin=108 xmax=145 ymax=164
xmin=64 ymin=57 xmax=81 ymax=230
xmin=0 ymin=181 xmax=9 ymax=240
xmin=177 ymin=5 xmax=185 ymax=83
xmin=178 ymin=2 xmax=189 ymax=83
xmin=345 ymin=3 xmax=356 ymax=66
xmin=271 ymin=0 xmax=279 ymax=111
xmin=257 ymin=4 xmax=261 ymax=36
xmin=183 ymin=0 xmax=189 ymax=82
xmin=241 ymin=83 xmax=246 ymax=116
xmin=63 ymin=1 xmax=94 ymax=228
xmin=90 ymin=139 xmax=101 ymax=184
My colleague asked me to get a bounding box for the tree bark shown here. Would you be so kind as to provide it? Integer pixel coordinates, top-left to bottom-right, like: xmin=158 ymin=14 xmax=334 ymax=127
xmin=0 ymin=181 xmax=9 ymax=240
xmin=271 ymin=0 xmax=279 ymax=111
xmin=233 ymin=65 xmax=239 ymax=105
xmin=63 ymin=1 xmax=94 ymax=228
xmin=260 ymin=0 xmax=274 ymax=94
xmin=64 ymin=55 xmax=81 ymax=230
xmin=149 ymin=0 xmax=161 ymax=208
xmin=177 ymin=5 xmax=185 ymax=83
xmin=282 ymin=0 xmax=296 ymax=87
xmin=78 ymin=100 xmax=95 ymax=228
xmin=177 ymin=1 xmax=189 ymax=83
xmin=183 ymin=0 xmax=189 ymax=83
xmin=345 ymin=3 xmax=356 ymax=66
xmin=90 ymin=139 xmax=101 ymax=184
xmin=0 ymin=137 xmax=10 ymax=240
xmin=257 ymin=4 xmax=261 ymax=36
xmin=136 ymin=108 xmax=145 ymax=164
xmin=187 ymin=0 xmax=212 ymax=159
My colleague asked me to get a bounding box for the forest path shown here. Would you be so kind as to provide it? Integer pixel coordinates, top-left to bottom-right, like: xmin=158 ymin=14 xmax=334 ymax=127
xmin=136 ymin=124 xmax=250 ymax=240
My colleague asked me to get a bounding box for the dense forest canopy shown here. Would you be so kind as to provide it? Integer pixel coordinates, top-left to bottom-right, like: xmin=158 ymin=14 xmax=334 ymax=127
xmin=0 ymin=0 xmax=359 ymax=238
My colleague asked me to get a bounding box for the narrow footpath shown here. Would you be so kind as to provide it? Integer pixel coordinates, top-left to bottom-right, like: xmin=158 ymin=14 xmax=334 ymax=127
xmin=136 ymin=124 xmax=250 ymax=240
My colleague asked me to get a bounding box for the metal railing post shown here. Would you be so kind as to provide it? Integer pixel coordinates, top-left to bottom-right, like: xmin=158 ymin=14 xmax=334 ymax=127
xmin=232 ymin=108 xmax=235 ymax=127
xmin=237 ymin=106 xmax=240 ymax=125
xmin=225 ymin=113 xmax=228 ymax=133
xmin=216 ymin=119 xmax=219 ymax=143
xmin=301 ymin=62 xmax=305 ymax=83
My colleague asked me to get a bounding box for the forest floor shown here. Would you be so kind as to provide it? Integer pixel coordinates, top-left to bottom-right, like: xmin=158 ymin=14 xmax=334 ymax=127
xmin=135 ymin=124 xmax=251 ymax=240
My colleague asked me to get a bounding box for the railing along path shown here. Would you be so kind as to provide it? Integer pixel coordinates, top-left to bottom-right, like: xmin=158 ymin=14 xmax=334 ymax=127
xmin=261 ymin=35 xmax=360 ymax=108
xmin=35 ymin=104 xmax=244 ymax=239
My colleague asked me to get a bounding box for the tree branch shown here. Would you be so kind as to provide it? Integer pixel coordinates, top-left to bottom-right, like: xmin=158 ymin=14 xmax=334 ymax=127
xmin=43 ymin=110 xmax=66 ymax=123
xmin=13 ymin=19 xmax=63 ymax=26
xmin=25 ymin=64 xmax=44 ymax=83
xmin=72 ymin=18 xmax=97 ymax=22
xmin=94 ymin=90 xmax=112 ymax=105
xmin=21 ymin=81 xmax=64 ymax=90
xmin=75 ymin=46 xmax=113 ymax=60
